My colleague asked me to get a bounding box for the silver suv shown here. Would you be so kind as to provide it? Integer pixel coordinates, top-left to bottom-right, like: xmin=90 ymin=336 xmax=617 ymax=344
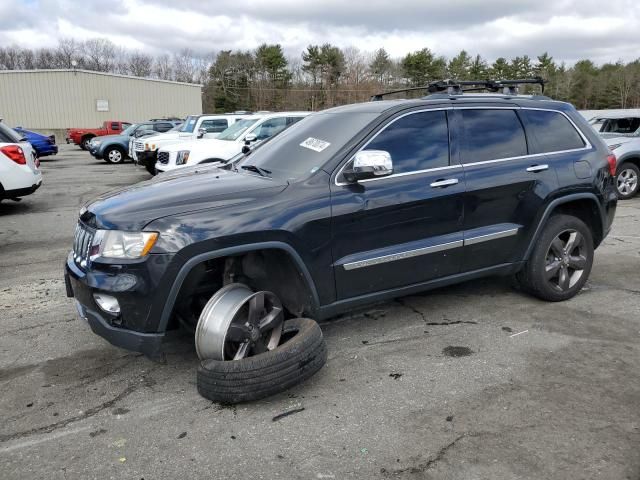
xmin=590 ymin=115 xmax=640 ymax=199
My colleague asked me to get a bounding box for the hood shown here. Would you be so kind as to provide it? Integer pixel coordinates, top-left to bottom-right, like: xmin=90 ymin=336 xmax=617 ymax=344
xmin=95 ymin=134 xmax=125 ymax=142
xmin=82 ymin=164 xmax=287 ymax=230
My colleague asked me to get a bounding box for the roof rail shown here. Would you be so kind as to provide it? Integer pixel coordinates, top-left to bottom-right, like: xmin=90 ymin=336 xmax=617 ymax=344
xmin=370 ymin=77 xmax=547 ymax=101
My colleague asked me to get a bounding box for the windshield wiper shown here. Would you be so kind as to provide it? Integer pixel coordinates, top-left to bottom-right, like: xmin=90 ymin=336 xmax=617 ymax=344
xmin=241 ymin=164 xmax=271 ymax=177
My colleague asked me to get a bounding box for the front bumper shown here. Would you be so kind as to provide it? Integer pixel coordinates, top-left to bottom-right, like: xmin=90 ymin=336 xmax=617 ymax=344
xmin=65 ymin=251 xmax=174 ymax=356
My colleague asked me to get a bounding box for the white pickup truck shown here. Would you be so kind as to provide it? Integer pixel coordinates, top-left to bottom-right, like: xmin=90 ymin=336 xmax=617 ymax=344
xmin=155 ymin=112 xmax=311 ymax=173
xmin=131 ymin=114 xmax=247 ymax=174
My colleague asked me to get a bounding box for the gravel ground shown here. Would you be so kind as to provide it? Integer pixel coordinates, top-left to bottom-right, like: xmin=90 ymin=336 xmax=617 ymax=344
xmin=1 ymin=145 xmax=639 ymax=479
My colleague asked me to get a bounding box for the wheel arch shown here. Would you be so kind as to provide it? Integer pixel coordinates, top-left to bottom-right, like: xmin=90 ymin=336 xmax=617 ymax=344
xmin=523 ymin=193 xmax=605 ymax=260
xmin=617 ymin=155 xmax=640 ymax=171
xmin=157 ymin=241 xmax=320 ymax=333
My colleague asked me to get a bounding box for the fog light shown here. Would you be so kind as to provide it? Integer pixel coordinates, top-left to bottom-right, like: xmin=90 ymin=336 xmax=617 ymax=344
xmin=93 ymin=293 xmax=121 ymax=315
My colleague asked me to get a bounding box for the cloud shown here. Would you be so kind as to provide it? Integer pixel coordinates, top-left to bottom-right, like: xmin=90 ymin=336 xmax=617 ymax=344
xmin=2 ymin=0 xmax=639 ymax=64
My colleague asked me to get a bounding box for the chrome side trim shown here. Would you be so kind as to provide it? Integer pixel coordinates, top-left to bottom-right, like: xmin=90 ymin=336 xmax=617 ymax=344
xmin=464 ymin=227 xmax=519 ymax=246
xmin=342 ymin=240 xmax=463 ymax=271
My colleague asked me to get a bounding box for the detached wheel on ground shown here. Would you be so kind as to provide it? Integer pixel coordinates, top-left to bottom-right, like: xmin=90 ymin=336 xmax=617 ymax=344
xmin=517 ymin=214 xmax=594 ymax=302
xmin=194 ymin=283 xmax=327 ymax=403
xmin=197 ymin=317 xmax=327 ymax=404
xmin=104 ymin=147 xmax=125 ymax=164
xmin=616 ymin=162 xmax=639 ymax=199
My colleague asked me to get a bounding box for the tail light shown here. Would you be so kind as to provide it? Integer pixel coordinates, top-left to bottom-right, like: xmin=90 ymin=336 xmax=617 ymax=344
xmin=0 ymin=145 xmax=26 ymax=165
xmin=607 ymin=153 xmax=617 ymax=177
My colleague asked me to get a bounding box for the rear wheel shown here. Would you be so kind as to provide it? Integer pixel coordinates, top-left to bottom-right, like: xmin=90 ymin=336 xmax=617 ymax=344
xmin=81 ymin=137 xmax=93 ymax=150
xmin=104 ymin=147 xmax=125 ymax=164
xmin=616 ymin=162 xmax=639 ymax=199
xmin=517 ymin=214 xmax=593 ymax=302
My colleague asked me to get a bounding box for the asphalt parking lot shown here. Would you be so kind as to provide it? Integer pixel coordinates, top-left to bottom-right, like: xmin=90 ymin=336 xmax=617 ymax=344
xmin=1 ymin=144 xmax=639 ymax=479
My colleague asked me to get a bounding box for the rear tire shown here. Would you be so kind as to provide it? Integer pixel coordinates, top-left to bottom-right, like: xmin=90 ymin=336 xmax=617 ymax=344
xmin=517 ymin=214 xmax=593 ymax=302
xmin=197 ymin=318 xmax=327 ymax=404
xmin=616 ymin=162 xmax=639 ymax=200
xmin=104 ymin=147 xmax=125 ymax=164
xmin=81 ymin=137 xmax=93 ymax=150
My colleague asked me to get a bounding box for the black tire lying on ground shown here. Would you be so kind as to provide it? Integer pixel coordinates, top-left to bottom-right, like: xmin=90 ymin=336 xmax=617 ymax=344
xmin=197 ymin=317 xmax=327 ymax=404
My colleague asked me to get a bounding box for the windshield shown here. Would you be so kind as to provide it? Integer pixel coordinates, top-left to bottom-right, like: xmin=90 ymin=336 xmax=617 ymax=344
xmin=179 ymin=116 xmax=199 ymax=133
xmin=235 ymin=112 xmax=379 ymax=181
xmin=217 ymin=119 xmax=258 ymax=141
xmin=122 ymin=124 xmax=139 ymax=136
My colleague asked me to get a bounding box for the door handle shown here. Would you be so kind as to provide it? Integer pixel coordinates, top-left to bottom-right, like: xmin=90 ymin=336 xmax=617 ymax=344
xmin=526 ymin=164 xmax=549 ymax=173
xmin=430 ymin=178 xmax=459 ymax=188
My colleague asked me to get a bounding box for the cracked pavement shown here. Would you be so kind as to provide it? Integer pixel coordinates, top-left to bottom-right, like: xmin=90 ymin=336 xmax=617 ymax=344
xmin=0 ymin=145 xmax=639 ymax=479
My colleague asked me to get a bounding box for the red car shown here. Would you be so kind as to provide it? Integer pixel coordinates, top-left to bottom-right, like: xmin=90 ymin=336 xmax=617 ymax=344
xmin=66 ymin=121 xmax=131 ymax=150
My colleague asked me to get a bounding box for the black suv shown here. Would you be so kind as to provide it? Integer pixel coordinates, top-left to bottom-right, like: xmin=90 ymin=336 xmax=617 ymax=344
xmin=65 ymin=80 xmax=618 ymax=362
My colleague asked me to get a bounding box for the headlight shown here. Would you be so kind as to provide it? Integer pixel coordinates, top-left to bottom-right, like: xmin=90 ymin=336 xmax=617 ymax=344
xmin=176 ymin=150 xmax=190 ymax=165
xmin=91 ymin=230 xmax=159 ymax=259
xmin=608 ymin=143 xmax=623 ymax=151
xmin=92 ymin=140 xmax=101 ymax=147
xmin=145 ymin=143 xmax=156 ymax=151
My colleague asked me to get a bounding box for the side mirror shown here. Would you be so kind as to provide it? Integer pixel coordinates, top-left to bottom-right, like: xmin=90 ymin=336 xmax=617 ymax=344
xmin=241 ymin=145 xmax=251 ymax=154
xmin=343 ymin=150 xmax=393 ymax=183
xmin=197 ymin=128 xmax=207 ymax=139
xmin=244 ymin=133 xmax=257 ymax=145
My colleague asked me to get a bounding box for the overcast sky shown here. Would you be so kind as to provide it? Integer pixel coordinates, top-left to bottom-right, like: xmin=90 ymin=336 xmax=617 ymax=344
xmin=4 ymin=0 xmax=640 ymax=64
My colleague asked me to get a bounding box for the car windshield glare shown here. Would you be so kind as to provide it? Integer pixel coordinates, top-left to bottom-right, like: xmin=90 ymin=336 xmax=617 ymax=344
xmin=122 ymin=124 xmax=139 ymax=136
xmin=179 ymin=116 xmax=198 ymax=133
xmin=217 ymin=119 xmax=259 ymax=141
xmin=235 ymin=112 xmax=379 ymax=181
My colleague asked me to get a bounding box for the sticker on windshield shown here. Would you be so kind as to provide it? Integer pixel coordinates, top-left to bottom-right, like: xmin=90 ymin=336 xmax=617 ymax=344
xmin=300 ymin=137 xmax=331 ymax=152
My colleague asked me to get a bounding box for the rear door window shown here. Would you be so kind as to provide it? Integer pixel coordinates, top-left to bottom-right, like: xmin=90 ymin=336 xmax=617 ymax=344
xmin=520 ymin=110 xmax=585 ymax=153
xmin=363 ymin=110 xmax=450 ymax=174
xmin=154 ymin=122 xmax=173 ymax=132
xmin=200 ymin=119 xmax=229 ymax=133
xmin=460 ymin=109 xmax=527 ymax=163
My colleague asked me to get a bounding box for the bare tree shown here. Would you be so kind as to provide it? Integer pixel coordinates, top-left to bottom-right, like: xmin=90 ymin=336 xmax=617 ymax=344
xmin=128 ymin=51 xmax=153 ymax=77
xmin=154 ymin=53 xmax=173 ymax=80
xmin=83 ymin=38 xmax=117 ymax=72
xmin=55 ymin=38 xmax=81 ymax=68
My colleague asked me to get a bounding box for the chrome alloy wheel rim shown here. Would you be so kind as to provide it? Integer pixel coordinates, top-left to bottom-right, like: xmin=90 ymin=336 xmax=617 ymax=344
xmin=195 ymin=283 xmax=284 ymax=361
xmin=617 ymin=168 xmax=638 ymax=196
xmin=108 ymin=149 xmax=123 ymax=163
xmin=545 ymin=229 xmax=588 ymax=292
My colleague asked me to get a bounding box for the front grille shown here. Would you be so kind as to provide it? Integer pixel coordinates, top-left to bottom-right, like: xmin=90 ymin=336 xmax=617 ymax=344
xmin=158 ymin=151 xmax=169 ymax=164
xmin=134 ymin=140 xmax=145 ymax=152
xmin=72 ymin=223 xmax=95 ymax=267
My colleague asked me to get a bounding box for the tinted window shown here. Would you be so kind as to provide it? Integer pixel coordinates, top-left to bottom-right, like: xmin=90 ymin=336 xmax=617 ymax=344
xmin=461 ymin=109 xmax=527 ymax=163
xmin=155 ymin=122 xmax=173 ymax=132
xmin=364 ymin=110 xmax=449 ymax=174
xmin=252 ymin=117 xmax=288 ymax=140
xmin=521 ymin=110 xmax=585 ymax=153
xmin=286 ymin=116 xmax=305 ymax=126
xmin=200 ymin=119 xmax=228 ymax=133
xmin=111 ymin=122 xmax=121 ymax=130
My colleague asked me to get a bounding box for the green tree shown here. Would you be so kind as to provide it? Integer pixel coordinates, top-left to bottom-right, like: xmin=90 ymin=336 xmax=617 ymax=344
xmin=401 ymin=48 xmax=445 ymax=86
xmin=370 ymin=48 xmax=392 ymax=84
xmin=468 ymin=54 xmax=488 ymax=79
xmin=447 ymin=50 xmax=472 ymax=80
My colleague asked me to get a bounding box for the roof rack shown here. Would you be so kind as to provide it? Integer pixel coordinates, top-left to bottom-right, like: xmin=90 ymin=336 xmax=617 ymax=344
xmin=370 ymin=77 xmax=547 ymax=101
